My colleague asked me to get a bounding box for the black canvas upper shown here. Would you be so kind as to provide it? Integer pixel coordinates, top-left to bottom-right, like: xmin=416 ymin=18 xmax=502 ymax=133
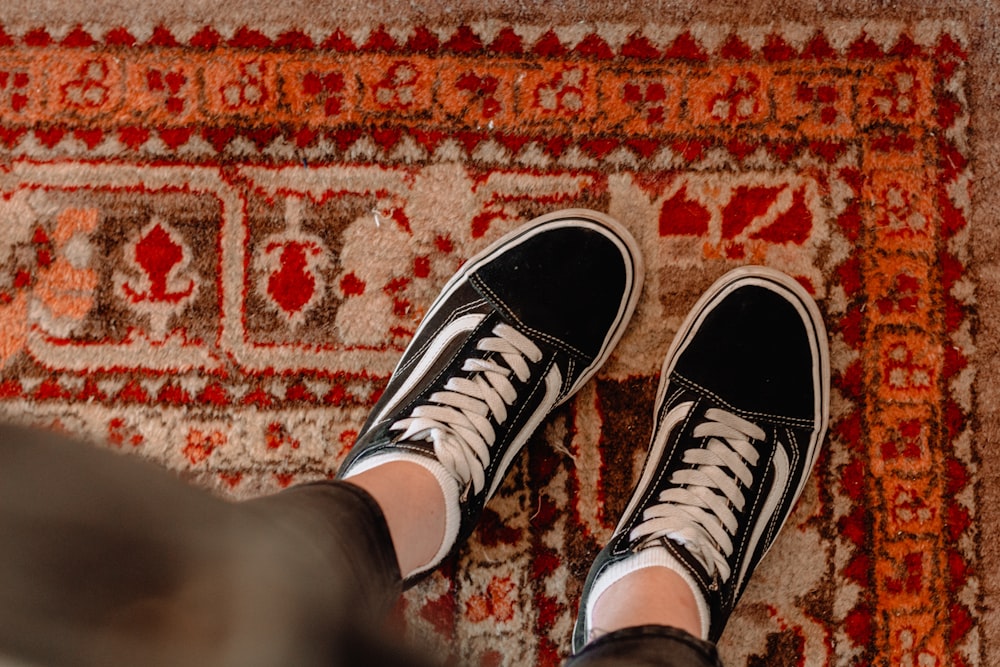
xmin=471 ymin=224 xmax=630 ymax=360
xmin=574 ymin=268 xmax=829 ymax=650
xmin=672 ymin=284 xmax=817 ymax=420
xmin=338 ymin=211 xmax=643 ymax=576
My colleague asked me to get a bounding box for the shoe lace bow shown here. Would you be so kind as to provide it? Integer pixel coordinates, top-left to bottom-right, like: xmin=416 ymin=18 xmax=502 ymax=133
xmin=630 ymin=408 xmax=766 ymax=583
xmin=390 ymin=323 xmax=543 ymax=496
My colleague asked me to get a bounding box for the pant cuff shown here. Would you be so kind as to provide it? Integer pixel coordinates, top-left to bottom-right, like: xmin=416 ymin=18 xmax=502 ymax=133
xmin=567 ymin=625 xmax=723 ymax=667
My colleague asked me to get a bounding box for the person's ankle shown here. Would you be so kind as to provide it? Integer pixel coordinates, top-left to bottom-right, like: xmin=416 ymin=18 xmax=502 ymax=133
xmin=588 ymin=566 xmax=704 ymax=643
xmin=344 ymin=461 xmax=449 ymax=578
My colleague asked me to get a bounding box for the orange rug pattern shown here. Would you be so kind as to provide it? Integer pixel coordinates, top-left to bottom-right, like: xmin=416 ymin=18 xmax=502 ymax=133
xmin=0 ymin=21 xmax=975 ymax=666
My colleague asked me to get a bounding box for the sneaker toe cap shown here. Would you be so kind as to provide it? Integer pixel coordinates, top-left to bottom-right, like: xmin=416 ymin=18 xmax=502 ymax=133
xmin=673 ymin=283 xmax=822 ymax=420
xmin=472 ymin=222 xmax=639 ymax=360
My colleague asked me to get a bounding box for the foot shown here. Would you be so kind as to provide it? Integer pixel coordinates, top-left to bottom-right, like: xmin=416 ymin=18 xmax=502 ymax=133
xmin=338 ymin=209 xmax=644 ymax=580
xmin=574 ymin=266 xmax=829 ymax=649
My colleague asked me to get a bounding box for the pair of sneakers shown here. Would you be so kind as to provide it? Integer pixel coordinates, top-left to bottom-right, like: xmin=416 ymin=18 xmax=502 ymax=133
xmin=337 ymin=209 xmax=830 ymax=650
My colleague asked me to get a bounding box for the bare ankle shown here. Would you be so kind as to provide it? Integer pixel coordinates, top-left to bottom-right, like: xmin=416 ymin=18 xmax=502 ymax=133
xmin=589 ymin=566 xmax=704 ymax=642
xmin=344 ymin=461 xmax=448 ymax=578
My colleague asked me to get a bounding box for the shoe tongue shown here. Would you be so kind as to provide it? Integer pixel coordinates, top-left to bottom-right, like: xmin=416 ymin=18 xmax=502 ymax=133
xmin=677 ymin=538 xmax=715 ymax=576
xmin=637 ymin=533 xmax=715 ymax=577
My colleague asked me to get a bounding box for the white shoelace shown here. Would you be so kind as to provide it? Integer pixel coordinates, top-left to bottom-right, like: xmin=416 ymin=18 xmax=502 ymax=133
xmin=630 ymin=408 xmax=766 ymax=583
xmin=389 ymin=323 xmax=543 ymax=496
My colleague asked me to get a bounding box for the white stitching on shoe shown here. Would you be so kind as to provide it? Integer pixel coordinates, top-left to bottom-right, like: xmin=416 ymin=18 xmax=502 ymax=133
xmin=563 ymin=358 xmax=576 ymax=397
xmin=615 ymin=399 xmax=694 ymax=538
xmin=629 ymin=408 xmax=769 ymax=584
xmin=393 ymin=298 xmax=489 ymax=376
xmin=672 ymin=374 xmax=815 ymax=427
xmin=370 ymin=313 xmax=487 ymax=427
xmin=389 ymin=323 xmax=544 ymax=496
xmin=485 ymin=356 xmax=561 ymax=500
xmin=470 ymin=273 xmax=591 ymax=360
xmin=732 ymin=445 xmax=789 ymax=596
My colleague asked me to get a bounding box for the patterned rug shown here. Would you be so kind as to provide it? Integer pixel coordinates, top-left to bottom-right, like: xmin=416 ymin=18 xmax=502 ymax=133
xmin=0 ymin=19 xmax=975 ymax=666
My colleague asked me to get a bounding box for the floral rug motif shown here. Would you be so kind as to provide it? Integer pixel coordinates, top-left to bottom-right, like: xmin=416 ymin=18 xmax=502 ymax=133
xmin=0 ymin=20 xmax=975 ymax=666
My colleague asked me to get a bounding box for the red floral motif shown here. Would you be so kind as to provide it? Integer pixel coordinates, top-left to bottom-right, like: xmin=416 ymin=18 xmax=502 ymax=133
xmin=534 ymin=66 xmax=587 ymax=114
xmin=622 ymin=80 xmax=670 ymax=124
xmin=145 ymin=67 xmax=188 ymax=115
xmin=339 ymin=271 xmax=365 ymax=296
xmin=659 ymin=185 xmax=710 ymax=236
xmin=891 ymin=487 xmax=935 ymax=527
xmin=274 ymin=472 xmax=296 ymax=488
xmin=659 ymin=179 xmax=815 ymax=261
xmin=879 ymin=418 xmax=927 ymax=462
xmin=182 ymin=428 xmax=226 ymax=465
xmin=456 ymin=71 xmax=501 ymax=118
xmin=755 ymin=188 xmax=811 ymax=244
xmin=255 ymin=198 xmax=330 ymax=328
xmin=107 ymin=416 xmax=144 ymax=448
xmin=471 ymin=204 xmax=517 ymax=238
xmin=113 ymin=218 xmax=200 ymax=339
xmin=879 ymin=183 xmax=927 ymax=235
xmin=0 ymin=69 xmax=29 ymax=113
xmin=120 ymin=222 xmax=195 ymax=305
xmin=709 ymin=72 xmax=763 ymax=122
xmin=721 ymin=185 xmax=785 ymax=238
xmin=301 ymin=70 xmax=346 ymax=116
xmin=265 ymin=239 xmax=323 ymax=316
xmin=465 ymin=576 xmax=516 ymax=623
xmin=885 ymin=551 xmax=927 ymax=596
xmin=869 ymin=63 xmax=921 ymax=119
xmin=374 ymin=61 xmax=421 ymax=108
xmin=796 ymin=81 xmax=840 ymax=125
xmin=883 ymin=341 xmax=935 ymax=392
xmin=61 ymin=59 xmax=111 ymax=108
xmin=335 ymin=430 xmax=358 ymax=460
xmin=265 ymin=422 xmax=301 ymax=450
xmin=876 ymin=272 xmax=922 ymax=316
xmin=220 ymin=60 xmax=269 ymax=109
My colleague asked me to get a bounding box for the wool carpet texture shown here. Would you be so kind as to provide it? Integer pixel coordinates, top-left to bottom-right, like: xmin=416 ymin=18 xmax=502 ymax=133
xmin=0 ymin=11 xmax=984 ymax=667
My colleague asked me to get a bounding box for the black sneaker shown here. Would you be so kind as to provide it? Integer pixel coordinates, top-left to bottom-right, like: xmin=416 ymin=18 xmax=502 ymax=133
xmin=573 ymin=266 xmax=830 ymax=649
xmin=338 ymin=209 xmax=644 ymax=580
